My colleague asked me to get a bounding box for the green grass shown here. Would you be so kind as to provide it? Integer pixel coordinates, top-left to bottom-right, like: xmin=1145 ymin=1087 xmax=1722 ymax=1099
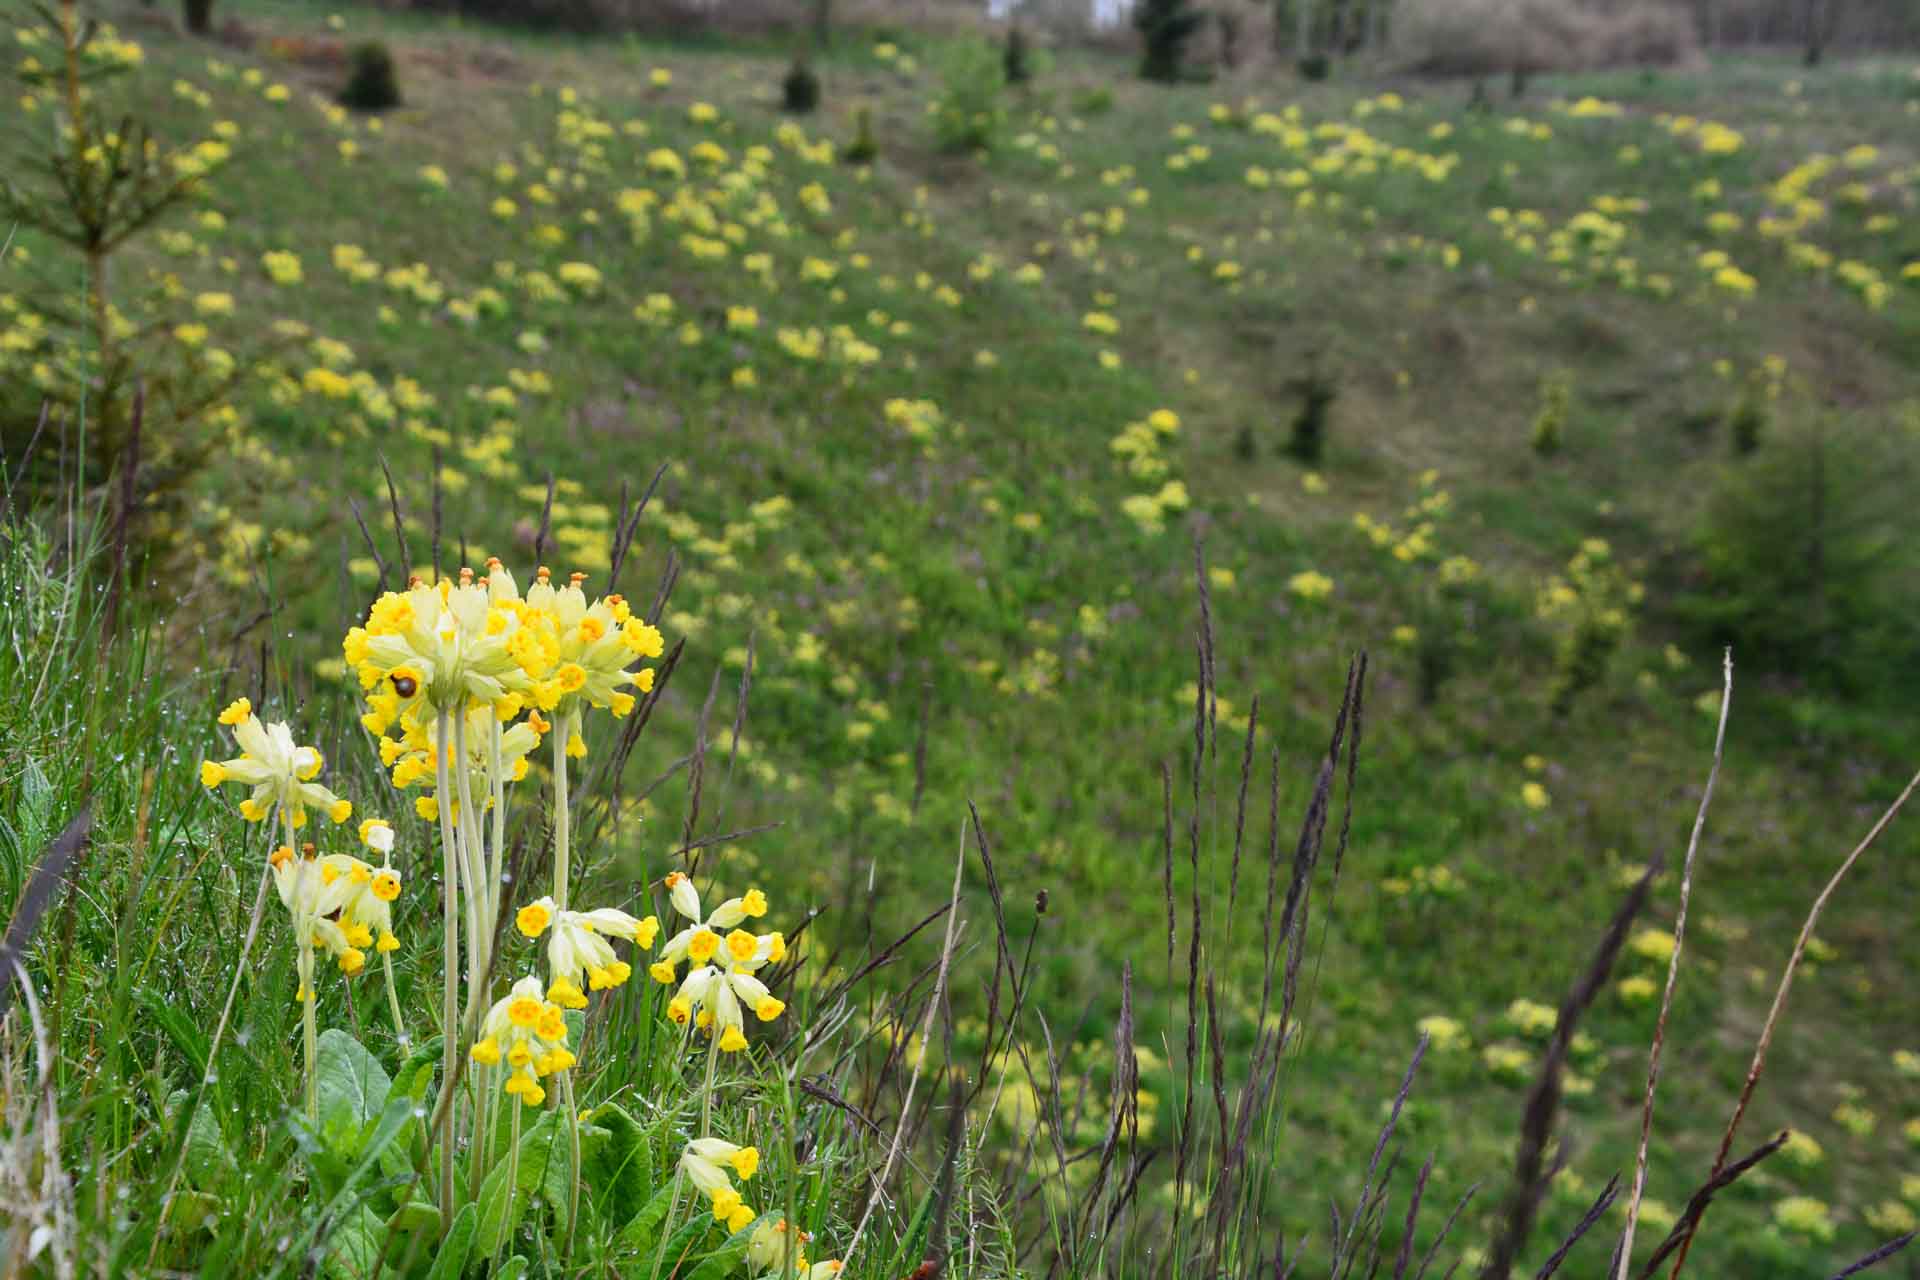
xmin=4 ymin=4 xmax=1920 ymax=1274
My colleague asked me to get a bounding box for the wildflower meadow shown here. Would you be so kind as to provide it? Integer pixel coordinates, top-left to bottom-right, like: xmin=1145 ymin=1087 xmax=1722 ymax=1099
xmin=3 ymin=0 xmax=1920 ymax=1276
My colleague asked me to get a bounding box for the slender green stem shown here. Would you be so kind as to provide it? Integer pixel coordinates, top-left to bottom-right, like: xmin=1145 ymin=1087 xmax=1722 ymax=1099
xmin=206 ymin=866 xmax=274 ymax=1080
xmin=699 ymin=1015 xmax=721 ymax=1138
xmin=649 ymin=1171 xmax=684 ymax=1280
xmin=285 ymin=810 xmax=317 ymax=1123
xmin=454 ymin=711 xmax=489 ymax=1032
xmin=491 ymin=1097 xmax=522 ymax=1276
xmin=489 ymin=717 xmax=506 ymax=929
xmin=551 ymin=710 xmax=582 ymax=1254
xmin=382 ymin=952 xmax=408 ymax=1054
xmin=469 ymin=1064 xmax=491 ymax=1200
xmin=780 ymin=1069 xmax=800 ymax=1278
xmin=553 ymin=708 xmax=573 ymax=910
xmin=300 ymin=942 xmax=318 ymax=1121
xmin=560 ymin=1070 xmax=582 ymax=1255
xmin=430 ymin=706 xmax=460 ymax=1219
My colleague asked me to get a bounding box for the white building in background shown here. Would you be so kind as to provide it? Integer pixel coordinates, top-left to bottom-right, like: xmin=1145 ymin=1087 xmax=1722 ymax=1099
xmin=985 ymin=0 xmax=1130 ymax=26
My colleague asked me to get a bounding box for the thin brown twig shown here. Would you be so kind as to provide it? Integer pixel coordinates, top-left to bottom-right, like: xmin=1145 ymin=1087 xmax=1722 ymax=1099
xmin=1667 ymin=760 xmax=1920 ymax=1279
xmin=844 ymin=815 xmax=968 ymax=1265
xmin=1616 ymin=650 xmax=1733 ymax=1277
xmin=376 ymin=454 xmax=410 ymax=582
xmin=1632 ymin=1131 xmax=1789 ymax=1279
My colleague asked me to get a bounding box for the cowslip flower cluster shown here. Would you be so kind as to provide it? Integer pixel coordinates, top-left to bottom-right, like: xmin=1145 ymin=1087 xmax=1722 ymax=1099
xmin=269 ymin=837 xmax=402 ymax=998
xmin=519 ymin=567 xmax=666 ymax=730
xmin=746 ymin=1217 xmax=844 ymax=1278
xmin=681 ymin=1138 xmax=761 ymax=1231
xmin=651 ymin=873 xmax=786 ymax=1052
xmin=380 ymin=701 xmax=545 ymax=821
xmin=346 ymin=562 xmax=551 ymax=722
xmin=346 ymin=560 xmax=664 ymax=795
xmin=271 ymin=845 xmax=359 ymax=997
xmin=515 ymin=895 xmax=660 ymax=1008
xmin=200 ymin=698 xmax=352 ymax=827
xmin=470 ymin=975 xmax=577 ymax=1106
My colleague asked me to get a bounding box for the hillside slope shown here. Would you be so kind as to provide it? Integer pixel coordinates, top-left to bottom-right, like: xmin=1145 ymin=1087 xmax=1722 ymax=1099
xmin=5 ymin=7 xmax=1920 ymax=1271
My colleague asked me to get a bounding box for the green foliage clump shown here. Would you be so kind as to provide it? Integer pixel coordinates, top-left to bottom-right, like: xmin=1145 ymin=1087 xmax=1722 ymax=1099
xmin=931 ymin=40 xmax=1007 ymax=154
xmin=1359 ymin=477 xmax=1492 ymax=706
xmin=1073 ymin=84 xmax=1115 ymax=115
xmin=1284 ymin=349 xmax=1338 ymax=463
xmin=1538 ymin=538 xmax=1637 ymax=715
xmin=1297 ymin=52 xmax=1331 ymax=80
xmin=1531 ymin=369 xmax=1572 ymax=456
xmin=1135 ymin=0 xmax=1204 ymax=83
xmin=1 ymin=0 xmax=242 ymax=504
xmin=1680 ymin=411 xmax=1920 ymax=696
xmin=844 ymin=104 xmax=878 ymax=165
xmin=339 ymin=41 xmax=402 ymax=112
xmin=781 ymin=55 xmax=820 ymax=114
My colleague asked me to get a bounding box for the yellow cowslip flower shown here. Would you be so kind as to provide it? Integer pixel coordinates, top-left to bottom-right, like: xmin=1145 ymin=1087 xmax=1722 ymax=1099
xmin=681 ymin=1138 xmax=759 ymax=1229
xmin=375 ymin=701 xmax=543 ymax=814
xmin=270 ymin=844 xmax=368 ymax=1000
xmin=200 ymin=699 xmax=351 ymax=828
xmin=344 ymin=562 xmax=548 ymax=716
xmin=1288 ymin=570 xmax=1334 ymax=601
xmin=514 ymin=894 xmax=659 ymax=1007
xmin=262 ymin=250 xmax=303 ymax=286
xmin=747 ymin=1217 xmax=815 ymax=1273
xmin=652 ymin=874 xmax=784 ymax=1051
xmin=518 ymin=567 xmax=663 ymax=720
xmin=322 ymin=820 xmax=403 ymax=954
xmin=469 ymin=975 xmax=575 ymax=1106
xmin=317 ymin=846 xmax=403 ymax=955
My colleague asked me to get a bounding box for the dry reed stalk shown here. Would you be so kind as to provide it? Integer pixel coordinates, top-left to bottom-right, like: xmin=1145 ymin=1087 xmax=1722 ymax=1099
xmin=1536 ymin=1175 xmax=1621 ymax=1278
xmin=845 ymin=816 xmax=968 ymax=1265
xmin=1482 ymin=859 xmax=1662 ymax=1278
xmin=1615 ymin=650 xmax=1733 ymax=1278
xmin=1630 ymin=1130 xmax=1787 ymax=1279
xmin=377 ymin=453 xmax=411 ymax=581
xmin=1825 ymin=1231 xmax=1918 ymax=1278
xmin=1666 ymin=760 xmax=1920 ymax=1278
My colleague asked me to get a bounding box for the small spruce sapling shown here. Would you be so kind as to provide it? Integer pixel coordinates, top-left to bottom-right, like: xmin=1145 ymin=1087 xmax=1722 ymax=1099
xmin=782 ymin=55 xmax=821 ymax=113
xmin=845 ymin=105 xmax=878 ymax=165
xmin=340 ymin=42 xmax=402 ymax=112
xmin=1284 ymin=349 xmax=1338 ymax=464
xmin=1531 ymin=370 xmax=1572 ymax=456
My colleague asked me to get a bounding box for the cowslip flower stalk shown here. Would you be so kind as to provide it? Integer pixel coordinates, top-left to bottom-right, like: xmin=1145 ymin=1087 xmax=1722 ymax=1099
xmin=197 ymin=700 xmax=357 ymax=1119
xmin=269 ymin=841 xmax=400 ymax=1121
xmin=649 ymin=872 xmax=775 ymax=1280
xmin=522 ymin=569 xmax=666 ymax=1253
xmin=491 ymin=1098 xmax=522 ymax=1274
xmin=160 ymin=701 xmax=353 ymax=1251
xmin=431 ymin=705 xmax=461 ymax=1216
xmin=551 ymin=707 xmax=581 ymax=1251
xmin=343 ymin=563 xmax=662 ymax=1237
xmin=288 ymin=821 xmax=316 ymax=1119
